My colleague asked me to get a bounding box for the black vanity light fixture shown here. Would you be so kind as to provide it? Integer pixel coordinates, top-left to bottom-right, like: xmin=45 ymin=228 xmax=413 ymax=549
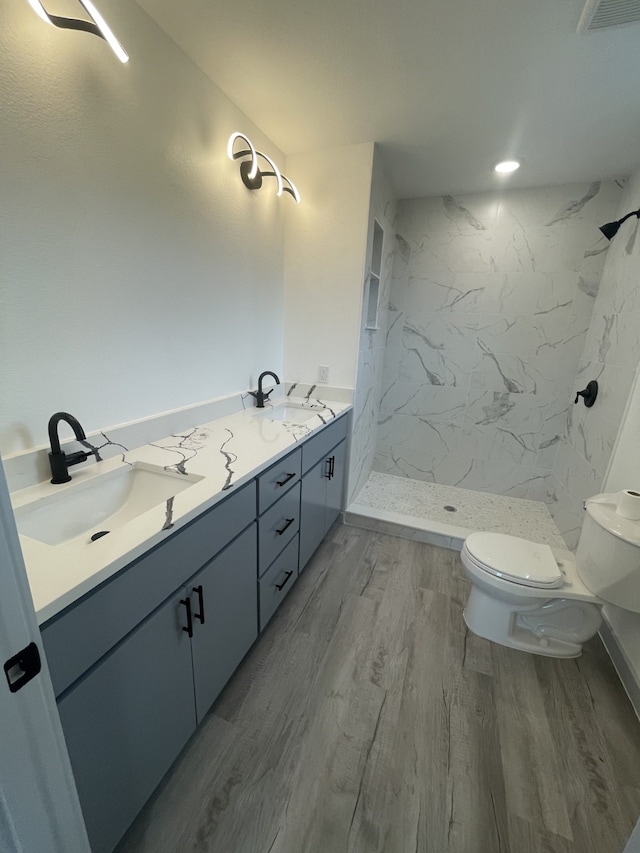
xmin=599 ymin=208 xmax=640 ymax=240
xmin=227 ymin=132 xmax=300 ymax=203
xmin=26 ymin=0 xmax=129 ymax=63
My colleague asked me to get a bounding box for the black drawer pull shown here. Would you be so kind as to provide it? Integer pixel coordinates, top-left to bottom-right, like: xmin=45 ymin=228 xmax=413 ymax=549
xmin=180 ymin=596 xmax=193 ymax=638
xmin=192 ymin=585 xmax=205 ymax=624
xmin=276 ymin=517 xmax=295 ymax=536
xmin=276 ymin=472 xmax=296 ymax=487
xmin=325 ymin=455 xmax=335 ymax=480
xmin=275 ymin=570 xmax=294 ymax=591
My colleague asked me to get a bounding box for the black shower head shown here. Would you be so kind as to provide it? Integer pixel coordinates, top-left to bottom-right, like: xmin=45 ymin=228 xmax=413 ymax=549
xmin=599 ymin=208 xmax=640 ymax=240
xmin=599 ymin=220 xmax=622 ymax=240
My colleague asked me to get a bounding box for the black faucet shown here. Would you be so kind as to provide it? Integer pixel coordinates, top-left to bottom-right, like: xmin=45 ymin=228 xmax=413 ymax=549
xmin=249 ymin=371 xmax=281 ymax=408
xmin=48 ymin=412 xmax=96 ymax=484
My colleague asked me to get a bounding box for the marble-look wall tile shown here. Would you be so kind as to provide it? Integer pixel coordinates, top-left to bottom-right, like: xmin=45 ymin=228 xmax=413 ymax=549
xmin=480 ymin=270 xmax=580 ymax=315
xmin=379 ymin=383 xmax=468 ymax=422
xmin=404 ymin=273 xmax=488 ymax=314
xmin=583 ymin=310 xmax=640 ymax=369
xmin=547 ymin=173 xmax=640 ymax=547
xmin=377 ymin=415 xmax=463 ymax=465
xmin=372 ymin=180 xmax=624 ymax=535
xmin=449 ymin=460 xmax=543 ymax=499
xmin=468 ymin=350 xmax=539 ymax=396
xmin=491 ymin=225 xmax=603 ymax=275
xmin=554 ymin=438 xmax=602 ymax=506
xmin=397 ymin=334 xmax=479 ymax=387
xmin=403 ymin=313 xmax=479 ymax=352
xmin=385 ymin=305 xmax=404 ymax=346
xmin=572 ymin=410 xmax=617 ymax=477
xmin=573 ymin=359 xmax=636 ymax=428
xmin=347 ymin=148 xmax=398 ymax=503
xmin=475 ymin=308 xmax=587 ymax=357
xmin=535 ymin=440 xmax=560 ymax=472
xmin=461 ymin=391 xmax=566 ymax=469
xmin=529 ymin=473 xmax=584 ymax=551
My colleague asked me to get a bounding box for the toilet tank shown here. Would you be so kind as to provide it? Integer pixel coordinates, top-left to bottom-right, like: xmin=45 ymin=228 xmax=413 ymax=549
xmin=576 ymin=495 xmax=640 ymax=612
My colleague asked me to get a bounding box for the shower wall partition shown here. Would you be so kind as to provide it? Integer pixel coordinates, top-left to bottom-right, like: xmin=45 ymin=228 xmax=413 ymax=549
xmin=352 ymin=179 xmax=628 ymax=547
xmin=348 ymin=148 xmax=397 ymax=502
xmin=558 ymin=169 xmax=640 ymax=546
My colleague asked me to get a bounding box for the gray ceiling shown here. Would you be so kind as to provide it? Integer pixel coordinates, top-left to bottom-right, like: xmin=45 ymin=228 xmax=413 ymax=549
xmin=137 ymin=0 xmax=640 ymax=198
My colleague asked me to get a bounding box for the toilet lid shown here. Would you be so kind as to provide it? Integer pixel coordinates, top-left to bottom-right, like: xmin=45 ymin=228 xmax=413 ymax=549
xmin=464 ymin=532 xmax=563 ymax=588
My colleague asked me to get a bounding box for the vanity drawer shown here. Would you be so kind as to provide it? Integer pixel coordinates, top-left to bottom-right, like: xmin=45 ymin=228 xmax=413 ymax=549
xmin=41 ymin=482 xmax=256 ymax=697
xmin=258 ymin=482 xmax=301 ymax=575
xmin=257 ymin=447 xmax=302 ymax=514
xmin=301 ymin=414 xmax=348 ymax=474
xmin=259 ymin=535 xmax=299 ymax=631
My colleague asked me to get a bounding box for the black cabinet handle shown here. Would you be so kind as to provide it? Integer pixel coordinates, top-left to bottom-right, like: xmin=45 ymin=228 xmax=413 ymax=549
xmin=180 ymin=596 xmax=193 ymax=638
xmin=329 ymin=455 xmax=335 ymax=479
xmin=276 ymin=517 xmax=295 ymax=536
xmin=276 ymin=472 xmax=296 ymax=487
xmin=192 ymin=585 xmax=205 ymax=624
xmin=324 ymin=458 xmax=332 ymax=480
xmin=275 ymin=570 xmax=294 ymax=591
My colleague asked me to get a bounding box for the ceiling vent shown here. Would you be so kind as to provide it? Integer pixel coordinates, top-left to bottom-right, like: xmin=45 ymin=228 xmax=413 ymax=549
xmin=578 ymin=0 xmax=640 ymax=31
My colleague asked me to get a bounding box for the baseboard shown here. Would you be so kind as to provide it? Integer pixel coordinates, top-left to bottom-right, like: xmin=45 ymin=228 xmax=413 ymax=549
xmin=599 ymin=616 xmax=640 ymax=723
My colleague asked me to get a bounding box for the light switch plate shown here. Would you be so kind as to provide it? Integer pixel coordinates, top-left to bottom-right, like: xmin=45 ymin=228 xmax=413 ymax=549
xmin=318 ymin=365 xmax=329 ymax=384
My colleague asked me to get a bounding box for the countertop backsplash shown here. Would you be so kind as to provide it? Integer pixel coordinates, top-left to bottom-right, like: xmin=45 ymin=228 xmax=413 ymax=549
xmin=9 ymin=385 xmax=352 ymax=623
xmin=3 ymin=382 xmax=353 ymax=493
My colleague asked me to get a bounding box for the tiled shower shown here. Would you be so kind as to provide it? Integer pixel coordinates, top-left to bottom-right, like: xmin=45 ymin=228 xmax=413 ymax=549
xmin=349 ymin=171 xmax=640 ymax=550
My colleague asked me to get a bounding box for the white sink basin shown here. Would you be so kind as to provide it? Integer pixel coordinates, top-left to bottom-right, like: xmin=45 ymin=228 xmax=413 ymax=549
xmin=257 ymin=403 xmax=319 ymax=425
xmin=14 ymin=463 xmax=203 ymax=546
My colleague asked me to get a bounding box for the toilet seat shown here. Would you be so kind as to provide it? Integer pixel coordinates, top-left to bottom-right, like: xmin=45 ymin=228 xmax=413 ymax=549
xmin=463 ymin=532 xmax=563 ymax=589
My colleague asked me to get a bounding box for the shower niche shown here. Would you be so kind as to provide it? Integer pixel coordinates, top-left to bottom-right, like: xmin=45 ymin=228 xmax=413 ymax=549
xmin=365 ymin=220 xmax=384 ymax=329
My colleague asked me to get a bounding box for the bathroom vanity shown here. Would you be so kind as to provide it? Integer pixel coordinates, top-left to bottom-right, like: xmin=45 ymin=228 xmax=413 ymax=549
xmin=16 ymin=401 xmax=349 ymax=853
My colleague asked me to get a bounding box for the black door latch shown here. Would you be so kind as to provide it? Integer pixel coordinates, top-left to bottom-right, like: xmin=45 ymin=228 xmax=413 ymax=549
xmin=4 ymin=642 xmax=42 ymax=693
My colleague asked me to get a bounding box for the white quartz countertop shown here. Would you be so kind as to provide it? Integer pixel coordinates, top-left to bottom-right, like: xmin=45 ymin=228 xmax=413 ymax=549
xmin=12 ymin=397 xmax=350 ymax=625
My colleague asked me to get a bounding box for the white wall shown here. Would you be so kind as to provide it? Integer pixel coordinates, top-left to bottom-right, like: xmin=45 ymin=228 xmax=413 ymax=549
xmin=0 ymin=1 xmax=286 ymax=456
xmin=283 ymin=143 xmax=374 ymax=390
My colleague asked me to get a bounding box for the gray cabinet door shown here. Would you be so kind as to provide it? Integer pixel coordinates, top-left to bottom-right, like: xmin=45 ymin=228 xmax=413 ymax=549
xmin=299 ymin=456 xmax=330 ymax=571
xmin=189 ymin=524 xmax=258 ymax=723
xmin=41 ymin=480 xmax=256 ymax=699
xmin=57 ymin=589 xmax=196 ymax=853
xmin=324 ymin=439 xmax=346 ymax=534
xmin=301 ymin=413 xmax=348 ymax=473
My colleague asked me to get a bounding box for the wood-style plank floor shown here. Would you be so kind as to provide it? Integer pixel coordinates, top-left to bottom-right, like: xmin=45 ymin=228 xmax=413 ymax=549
xmin=116 ymin=524 xmax=640 ymax=853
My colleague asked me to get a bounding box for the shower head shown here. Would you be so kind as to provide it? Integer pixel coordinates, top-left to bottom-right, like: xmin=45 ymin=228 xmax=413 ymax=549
xmin=599 ymin=208 xmax=640 ymax=240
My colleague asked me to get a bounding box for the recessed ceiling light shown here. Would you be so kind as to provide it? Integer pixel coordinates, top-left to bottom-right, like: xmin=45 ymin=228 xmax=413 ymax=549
xmin=494 ymin=160 xmax=521 ymax=174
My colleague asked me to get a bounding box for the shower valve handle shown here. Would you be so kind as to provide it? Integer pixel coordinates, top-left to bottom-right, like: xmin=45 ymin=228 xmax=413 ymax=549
xmin=574 ymin=380 xmax=598 ymax=408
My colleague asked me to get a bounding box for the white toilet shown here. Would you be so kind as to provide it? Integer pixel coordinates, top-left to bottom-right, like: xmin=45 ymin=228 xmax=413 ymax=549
xmin=460 ymin=492 xmax=640 ymax=658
